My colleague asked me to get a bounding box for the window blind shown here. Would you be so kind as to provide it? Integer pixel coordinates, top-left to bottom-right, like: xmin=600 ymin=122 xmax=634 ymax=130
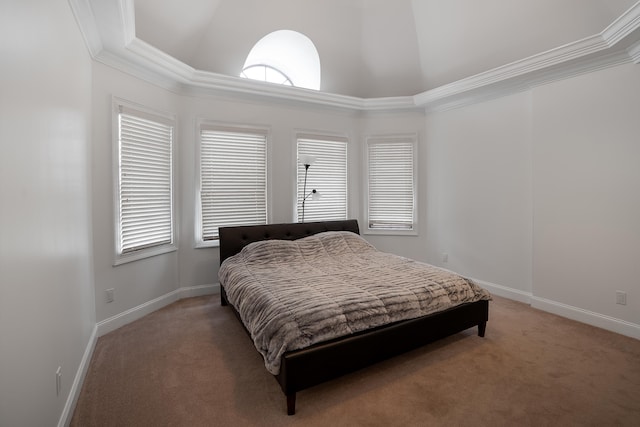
xmin=118 ymin=112 xmax=174 ymax=254
xmin=297 ymin=137 xmax=347 ymax=222
xmin=200 ymin=128 xmax=267 ymax=241
xmin=367 ymin=138 xmax=415 ymax=230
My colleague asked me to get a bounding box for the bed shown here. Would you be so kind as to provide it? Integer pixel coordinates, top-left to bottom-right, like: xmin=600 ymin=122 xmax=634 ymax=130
xmin=218 ymin=219 xmax=490 ymax=415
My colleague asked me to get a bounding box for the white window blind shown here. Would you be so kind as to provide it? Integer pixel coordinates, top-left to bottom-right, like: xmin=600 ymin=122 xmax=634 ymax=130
xmin=297 ymin=137 xmax=347 ymax=222
xmin=200 ymin=127 xmax=267 ymax=242
xmin=367 ymin=137 xmax=416 ymax=231
xmin=117 ymin=111 xmax=174 ymax=255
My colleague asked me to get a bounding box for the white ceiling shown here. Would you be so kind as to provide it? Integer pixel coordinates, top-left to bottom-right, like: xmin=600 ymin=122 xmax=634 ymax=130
xmin=132 ymin=0 xmax=638 ymax=98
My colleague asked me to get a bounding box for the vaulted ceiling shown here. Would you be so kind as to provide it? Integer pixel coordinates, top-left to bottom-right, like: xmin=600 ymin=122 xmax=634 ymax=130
xmin=75 ymin=0 xmax=640 ymax=110
xmin=132 ymin=0 xmax=637 ymax=98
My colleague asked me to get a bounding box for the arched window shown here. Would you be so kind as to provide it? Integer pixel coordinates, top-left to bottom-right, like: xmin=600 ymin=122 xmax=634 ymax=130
xmin=241 ymin=30 xmax=320 ymax=90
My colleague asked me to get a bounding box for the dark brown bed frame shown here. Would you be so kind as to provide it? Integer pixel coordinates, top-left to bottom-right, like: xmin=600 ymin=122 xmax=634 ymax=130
xmin=219 ymin=219 xmax=489 ymax=415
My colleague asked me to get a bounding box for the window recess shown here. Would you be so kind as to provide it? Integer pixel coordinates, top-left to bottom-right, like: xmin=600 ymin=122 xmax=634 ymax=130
xmin=197 ymin=125 xmax=268 ymax=246
xmin=365 ymin=135 xmax=417 ymax=234
xmin=114 ymin=102 xmax=176 ymax=264
xmin=296 ymin=135 xmax=348 ymax=222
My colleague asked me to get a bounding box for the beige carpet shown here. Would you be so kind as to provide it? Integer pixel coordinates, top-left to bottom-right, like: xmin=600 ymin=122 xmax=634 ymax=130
xmin=71 ymin=295 xmax=640 ymax=426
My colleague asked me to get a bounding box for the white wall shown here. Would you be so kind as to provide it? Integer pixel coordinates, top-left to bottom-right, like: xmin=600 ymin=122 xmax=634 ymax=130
xmin=91 ymin=65 xmax=375 ymax=320
xmin=91 ymin=59 xmax=640 ymax=339
xmin=532 ymin=63 xmax=640 ymax=330
xmin=422 ymin=63 xmax=640 ymax=336
xmin=424 ymin=92 xmax=533 ymax=296
xmin=89 ymin=63 xmax=428 ymax=315
xmin=0 ymin=0 xmax=96 ymax=425
xmin=91 ymin=63 xmax=181 ymax=324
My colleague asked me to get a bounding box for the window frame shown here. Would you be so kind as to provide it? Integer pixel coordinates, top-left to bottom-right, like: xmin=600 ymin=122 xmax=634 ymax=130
xmin=240 ymin=64 xmax=294 ymax=86
xmin=294 ymin=132 xmax=349 ymax=223
xmin=195 ymin=120 xmax=271 ymax=248
xmin=112 ymin=98 xmax=177 ymax=265
xmin=363 ymin=133 xmax=418 ymax=236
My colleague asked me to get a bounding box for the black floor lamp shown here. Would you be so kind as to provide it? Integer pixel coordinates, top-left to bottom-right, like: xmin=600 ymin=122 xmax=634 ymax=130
xmin=300 ymin=155 xmax=320 ymax=222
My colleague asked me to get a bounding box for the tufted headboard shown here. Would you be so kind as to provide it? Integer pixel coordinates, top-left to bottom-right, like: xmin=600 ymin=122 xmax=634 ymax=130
xmin=219 ymin=219 xmax=360 ymax=265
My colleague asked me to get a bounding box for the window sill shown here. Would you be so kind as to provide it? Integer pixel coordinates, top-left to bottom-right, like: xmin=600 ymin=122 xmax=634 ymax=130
xmin=195 ymin=239 xmax=220 ymax=249
xmin=113 ymin=244 xmax=177 ymax=266
xmin=363 ymin=228 xmax=418 ymax=237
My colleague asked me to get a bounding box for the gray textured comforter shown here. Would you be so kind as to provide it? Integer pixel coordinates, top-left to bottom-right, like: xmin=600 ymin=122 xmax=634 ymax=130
xmin=218 ymin=231 xmax=491 ymax=375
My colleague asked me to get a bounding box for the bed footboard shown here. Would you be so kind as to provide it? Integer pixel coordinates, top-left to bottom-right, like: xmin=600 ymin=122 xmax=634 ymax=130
xmin=276 ymin=299 xmax=489 ymax=415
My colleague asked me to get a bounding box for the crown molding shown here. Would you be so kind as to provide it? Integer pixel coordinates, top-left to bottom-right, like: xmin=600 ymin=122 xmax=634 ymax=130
xmin=68 ymin=0 xmax=103 ymax=57
xmin=105 ymin=33 xmax=421 ymax=112
xmin=414 ymin=34 xmax=608 ymax=108
xmin=189 ymin=69 xmax=418 ymax=111
xmin=120 ymin=0 xmax=136 ymax=45
xmin=417 ymin=48 xmax=633 ymax=113
xmin=628 ymin=40 xmax=640 ymax=63
xmin=415 ymin=1 xmax=640 ymax=112
xmin=72 ymin=0 xmax=640 ymax=113
xmin=602 ymin=1 xmax=640 ymax=46
xmin=125 ymin=38 xmax=195 ymax=83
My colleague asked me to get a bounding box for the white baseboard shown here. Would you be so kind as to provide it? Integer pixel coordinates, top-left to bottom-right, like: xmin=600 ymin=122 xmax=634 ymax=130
xmin=474 ymin=278 xmax=640 ymax=341
xmin=96 ymin=290 xmax=180 ymax=337
xmin=96 ymin=284 xmax=219 ymax=337
xmin=531 ymin=296 xmax=640 ymax=341
xmin=179 ymin=283 xmax=220 ymax=299
xmin=58 ymin=324 xmax=97 ymax=427
xmin=60 ymin=284 xmax=219 ymax=425
xmin=473 ymin=278 xmax=533 ymax=304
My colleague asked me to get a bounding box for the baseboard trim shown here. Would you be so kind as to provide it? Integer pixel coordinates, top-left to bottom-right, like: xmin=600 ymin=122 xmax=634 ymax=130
xmin=473 ymin=278 xmax=533 ymax=304
xmin=58 ymin=324 xmax=98 ymax=427
xmin=96 ymin=291 xmax=180 ymax=336
xmin=96 ymin=284 xmax=219 ymax=337
xmin=178 ymin=283 xmax=220 ymax=299
xmin=531 ymin=296 xmax=640 ymax=341
xmin=472 ymin=278 xmax=639 ymax=340
xmin=60 ymin=284 xmax=218 ymax=425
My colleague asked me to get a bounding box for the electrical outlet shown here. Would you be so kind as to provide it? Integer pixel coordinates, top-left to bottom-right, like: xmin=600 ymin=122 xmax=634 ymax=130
xmin=56 ymin=367 xmax=62 ymax=396
xmin=106 ymin=288 xmax=115 ymax=303
xmin=442 ymin=252 xmax=449 ymax=263
xmin=616 ymin=291 xmax=627 ymax=305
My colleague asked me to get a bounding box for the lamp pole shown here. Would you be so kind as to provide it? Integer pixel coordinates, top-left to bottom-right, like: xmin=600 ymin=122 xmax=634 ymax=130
xmin=301 ymin=163 xmax=310 ymax=222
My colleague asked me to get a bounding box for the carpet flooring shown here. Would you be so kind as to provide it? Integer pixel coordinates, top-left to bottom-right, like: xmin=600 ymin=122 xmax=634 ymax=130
xmin=71 ymin=295 xmax=640 ymax=426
